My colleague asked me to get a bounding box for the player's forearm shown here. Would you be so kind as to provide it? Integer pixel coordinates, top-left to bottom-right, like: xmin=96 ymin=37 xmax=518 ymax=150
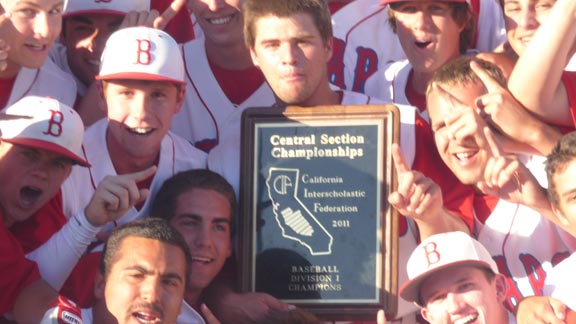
xmin=26 ymin=209 xmax=101 ymax=290
xmin=414 ymin=208 xmax=470 ymax=241
xmin=13 ymin=280 xmax=58 ymax=324
xmin=508 ymin=0 xmax=576 ymax=122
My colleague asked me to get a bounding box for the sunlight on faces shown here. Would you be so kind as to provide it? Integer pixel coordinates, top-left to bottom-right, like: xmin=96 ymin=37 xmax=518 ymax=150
xmin=427 ymin=81 xmax=490 ymax=185
xmin=188 ymin=0 xmax=245 ymax=47
xmin=503 ymin=0 xmax=555 ymax=56
xmin=0 ymin=142 xmax=72 ymax=227
xmin=250 ymin=13 xmax=332 ymax=106
xmin=420 ymin=266 xmax=507 ymax=324
xmin=100 ymin=236 xmax=186 ymax=324
xmin=169 ymin=188 xmax=232 ymax=295
xmin=62 ymin=13 xmax=123 ymax=86
xmin=0 ymin=0 xmax=64 ymax=75
xmin=103 ymin=79 xmax=184 ymax=162
xmin=551 ymin=159 xmax=576 ymax=237
xmin=392 ymin=2 xmax=464 ymax=74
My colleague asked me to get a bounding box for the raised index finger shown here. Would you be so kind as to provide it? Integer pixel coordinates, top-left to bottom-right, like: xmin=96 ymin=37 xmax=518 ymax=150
xmin=432 ymin=82 xmax=469 ymax=113
xmin=124 ymin=165 xmax=157 ymax=182
xmin=483 ymin=126 xmax=502 ymax=158
xmin=391 ymin=143 xmax=410 ymax=174
xmin=154 ymin=0 xmax=187 ymax=30
xmin=470 ymin=60 xmax=504 ymax=94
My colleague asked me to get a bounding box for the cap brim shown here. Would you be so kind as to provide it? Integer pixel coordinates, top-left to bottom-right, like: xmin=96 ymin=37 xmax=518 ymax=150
xmin=63 ymin=10 xmax=127 ymax=17
xmin=399 ymin=260 xmax=496 ymax=306
xmin=0 ymin=113 xmax=33 ymax=121
xmin=2 ymin=138 xmax=91 ymax=167
xmin=96 ymin=72 xmax=186 ymax=85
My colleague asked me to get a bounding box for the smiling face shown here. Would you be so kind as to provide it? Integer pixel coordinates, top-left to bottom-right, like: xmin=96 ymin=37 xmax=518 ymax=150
xmin=0 ymin=0 xmax=64 ymax=77
xmin=249 ymin=13 xmax=333 ymax=106
xmin=169 ymin=188 xmax=232 ymax=302
xmin=187 ymin=0 xmax=245 ymax=48
xmin=62 ymin=13 xmax=123 ymax=86
xmin=503 ymin=0 xmax=555 ymax=56
xmin=100 ymin=236 xmax=186 ymax=324
xmin=0 ymin=142 xmax=72 ymax=227
xmin=427 ymin=80 xmax=490 ymax=185
xmin=550 ymin=158 xmax=576 ymax=237
xmin=420 ymin=266 xmax=507 ymax=324
xmin=103 ymin=79 xmax=184 ymax=168
xmin=391 ymin=1 xmax=464 ymax=75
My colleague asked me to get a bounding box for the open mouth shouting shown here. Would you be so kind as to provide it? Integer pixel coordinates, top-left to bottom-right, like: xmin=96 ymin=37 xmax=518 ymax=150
xmin=20 ymin=186 xmax=43 ymax=208
xmin=415 ymin=40 xmax=433 ymax=49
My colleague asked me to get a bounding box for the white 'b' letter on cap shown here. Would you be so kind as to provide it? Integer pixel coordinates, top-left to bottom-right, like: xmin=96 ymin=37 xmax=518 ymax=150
xmin=96 ymin=27 xmax=186 ymax=85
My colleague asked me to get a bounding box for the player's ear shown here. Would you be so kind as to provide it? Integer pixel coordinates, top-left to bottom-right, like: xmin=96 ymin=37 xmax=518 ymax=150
xmin=324 ymin=37 xmax=333 ymax=63
xmin=97 ymin=81 xmax=107 ymax=113
xmin=551 ymin=203 xmax=571 ymax=228
xmin=421 ymin=306 xmax=432 ymax=323
xmin=494 ymin=274 xmax=507 ymax=303
xmin=94 ymin=271 xmax=106 ymax=299
xmin=174 ymin=84 xmax=185 ymax=113
xmin=249 ymin=47 xmax=260 ymax=68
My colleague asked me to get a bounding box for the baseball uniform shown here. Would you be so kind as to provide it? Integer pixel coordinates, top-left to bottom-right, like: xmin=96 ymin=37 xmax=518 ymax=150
xmin=544 ymin=252 xmax=576 ymax=313
xmin=1 ymin=59 xmax=77 ymax=111
xmin=0 ymin=213 xmax=41 ymax=315
xmin=562 ymin=72 xmax=576 ymax=128
xmin=170 ymin=39 xmax=276 ymax=152
xmin=329 ymin=0 xmax=506 ymax=94
xmin=209 ymin=90 xmax=475 ymax=322
xmin=476 ymin=195 xmax=575 ymax=311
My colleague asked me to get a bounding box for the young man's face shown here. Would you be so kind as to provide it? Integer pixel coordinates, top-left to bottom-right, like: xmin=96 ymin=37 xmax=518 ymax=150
xmin=0 ymin=142 xmax=73 ymax=227
xmin=392 ymin=1 xmax=464 ymax=75
xmin=0 ymin=0 xmax=64 ymax=74
xmin=98 ymin=236 xmax=187 ymax=324
xmin=503 ymin=0 xmax=555 ymax=56
xmin=427 ymin=81 xmax=490 ymax=185
xmin=62 ymin=13 xmax=123 ymax=86
xmin=169 ymin=188 xmax=232 ymax=296
xmin=250 ymin=13 xmax=332 ymax=106
xmin=551 ymin=158 xmax=576 ymax=236
xmin=420 ymin=266 xmax=507 ymax=324
xmin=187 ymin=0 xmax=245 ymax=48
xmin=104 ymin=79 xmax=184 ymax=162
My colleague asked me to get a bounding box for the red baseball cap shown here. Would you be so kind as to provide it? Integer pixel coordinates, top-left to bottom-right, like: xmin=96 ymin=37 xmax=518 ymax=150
xmin=380 ymin=0 xmax=468 ymax=5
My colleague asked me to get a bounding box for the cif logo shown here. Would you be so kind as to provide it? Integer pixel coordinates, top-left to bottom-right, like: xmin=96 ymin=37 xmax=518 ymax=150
xmin=273 ymin=174 xmax=292 ymax=196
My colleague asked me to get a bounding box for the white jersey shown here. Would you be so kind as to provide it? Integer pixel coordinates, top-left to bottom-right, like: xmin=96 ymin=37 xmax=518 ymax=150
xmin=170 ymin=38 xmax=275 ymax=151
xmin=329 ymin=0 xmax=506 ymax=94
xmin=62 ymin=119 xmax=208 ymax=239
xmin=544 ymin=252 xmax=576 ymax=311
xmin=2 ymin=58 xmax=77 ymax=111
xmin=177 ymin=301 xmax=206 ymax=324
xmin=49 ymin=43 xmax=88 ymax=97
xmin=476 ymin=198 xmax=576 ymax=311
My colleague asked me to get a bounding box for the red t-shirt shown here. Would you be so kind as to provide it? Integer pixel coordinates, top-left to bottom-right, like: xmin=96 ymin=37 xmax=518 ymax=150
xmin=0 ymin=77 xmax=16 ymax=109
xmin=562 ymin=71 xmax=576 ymax=129
xmin=405 ymin=72 xmax=427 ymax=113
xmin=209 ymin=60 xmax=266 ymax=106
xmin=473 ymin=193 xmax=500 ymax=225
xmin=0 ymin=214 xmax=41 ymax=315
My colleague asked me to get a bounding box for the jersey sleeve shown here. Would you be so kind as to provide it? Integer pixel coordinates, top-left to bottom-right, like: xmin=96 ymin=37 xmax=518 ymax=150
xmin=0 ymin=223 xmax=40 ymax=315
xmin=411 ymin=116 xmax=475 ymax=232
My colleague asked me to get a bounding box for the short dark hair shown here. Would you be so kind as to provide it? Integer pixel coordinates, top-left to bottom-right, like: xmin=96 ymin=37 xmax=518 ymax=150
xmin=387 ymin=2 xmax=475 ymax=54
xmin=243 ymin=0 xmax=333 ymax=48
xmin=150 ymin=169 xmax=237 ymax=235
xmin=426 ymin=56 xmax=506 ymax=98
xmin=546 ymin=132 xmax=576 ymax=208
xmin=100 ymin=218 xmax=192 ymax=285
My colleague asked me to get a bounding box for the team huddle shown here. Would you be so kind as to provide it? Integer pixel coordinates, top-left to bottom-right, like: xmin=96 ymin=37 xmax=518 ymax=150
xmin=1 ymin=0 xmax=576 ymax=323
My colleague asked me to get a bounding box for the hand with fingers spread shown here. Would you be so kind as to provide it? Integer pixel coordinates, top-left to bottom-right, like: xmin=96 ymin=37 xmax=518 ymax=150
xmin=84 ymin=166 xmax=157 ymax=227
xmin=119 ymin=0 xmax=187 ymax=30
xmin=516 ymin=296 xmax=566 ymax=324
xmin=432 ymin=83 xmax=489 ymax=149
xmin=388 ymin=143 xmax=443 ymax=224
xmin=471 ymin=61 xmax=562 ymax=155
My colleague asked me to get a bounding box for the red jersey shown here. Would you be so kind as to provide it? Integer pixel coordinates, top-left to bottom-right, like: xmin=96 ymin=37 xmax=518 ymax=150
xmin=0 ymin=213 xmax=41 ymax=315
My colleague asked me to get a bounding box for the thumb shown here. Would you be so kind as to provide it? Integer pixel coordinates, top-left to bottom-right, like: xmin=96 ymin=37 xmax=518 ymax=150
xmin=470 ymin=60 xmax=504 ymax=93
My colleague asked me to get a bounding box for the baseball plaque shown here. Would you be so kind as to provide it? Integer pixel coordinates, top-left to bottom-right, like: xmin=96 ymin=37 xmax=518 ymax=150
xmin=238 ymin=105 xmax=400 ymax=321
